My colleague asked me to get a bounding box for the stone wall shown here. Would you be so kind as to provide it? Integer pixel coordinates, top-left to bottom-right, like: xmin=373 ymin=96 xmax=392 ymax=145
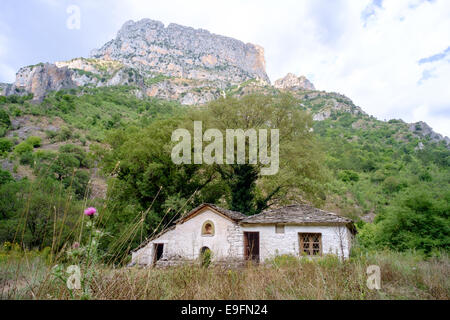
xmin=240 ymin=224 xmax=352 ymax=261
xmin=132 ymin=208 xmax=239 ymax=266
xmin=226 ymin=224 xmax=244 ymax=259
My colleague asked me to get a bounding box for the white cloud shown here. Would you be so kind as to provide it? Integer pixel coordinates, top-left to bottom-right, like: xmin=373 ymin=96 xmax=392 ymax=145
xmin=0 ymin=32 xmax=16 ymax=82
xmin=105 ymin=0 xmax=450 ymax=136
xmin=2 ymin=0 xmax=450 ymax=137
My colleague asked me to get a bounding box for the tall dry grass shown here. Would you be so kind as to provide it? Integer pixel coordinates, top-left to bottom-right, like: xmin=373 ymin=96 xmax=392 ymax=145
xmin=1 ymin=251 xmax=449 ymax=300
xmin=1 ymin=162 xmax=448 ymax=300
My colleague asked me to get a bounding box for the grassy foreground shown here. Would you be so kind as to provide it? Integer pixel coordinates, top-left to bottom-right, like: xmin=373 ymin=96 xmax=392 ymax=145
xmin=1 ymin=249 xmax=448 ymax=300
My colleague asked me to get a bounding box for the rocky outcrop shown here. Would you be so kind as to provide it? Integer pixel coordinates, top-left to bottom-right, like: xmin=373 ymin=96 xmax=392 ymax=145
xmin=0 ymin=83 xmax=11 ymax=96
xmin=91 ymin=18 xmax=270 ymax=85
xmin=9 ymin=63 xmax=76 ymax=101
xmin=4 ymin=19 xmax=270 ymax=103
xmin=274 ymin=73 xmax=315 ymax=91
xmin=409 ymin=121 xmax=450 ymax=145
xmin=313 ymin=98 xmax=365 ymax=121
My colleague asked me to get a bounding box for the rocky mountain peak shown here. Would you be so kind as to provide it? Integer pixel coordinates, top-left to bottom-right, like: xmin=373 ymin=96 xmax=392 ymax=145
xmin=7 ymin=63 xmax=76 ymax=101
xmin=274 ymin=73 xmax=315 ymax=91
xmin=409 ymin=121 xmax=450 ymax=145
xmin=90 ymin=18 xmax=270 ymax=85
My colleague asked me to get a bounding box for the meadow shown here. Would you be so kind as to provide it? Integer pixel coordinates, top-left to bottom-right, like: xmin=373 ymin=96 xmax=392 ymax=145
xmin=1 ymin=246 xmax=448 ymax=300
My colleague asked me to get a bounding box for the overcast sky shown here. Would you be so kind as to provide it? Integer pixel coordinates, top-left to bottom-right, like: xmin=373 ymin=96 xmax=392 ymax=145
xmin=0 ymin=0 xmax=449 ymax=137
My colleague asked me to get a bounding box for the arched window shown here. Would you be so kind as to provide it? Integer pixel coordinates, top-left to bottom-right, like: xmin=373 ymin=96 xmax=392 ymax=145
xmin=201 ymin=220 xmax=215 ymax=236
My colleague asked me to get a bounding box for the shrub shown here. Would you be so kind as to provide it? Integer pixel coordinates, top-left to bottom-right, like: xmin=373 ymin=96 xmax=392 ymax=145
xmin=338 ymin=170 xmax=359 ymax=182
xmin=58 ymin=127 xmax=73 ymax=141
xmin=0 ymin=138 xmax=13 ymax=153
xmin=20 ymin=151 xmax=34 ymax=165
xmin=63 ymin=170 xmax=90 ymax=199
xmin=45 ymin=130 xmax=58 ymax=140
xmin=14 ymin=142 xmax=33 ymax=155
xmin=0 ymin=109 xmax=10 ymax=127
xmin=26 ymin=136 xmax=42 ymax=148
xmin=382 ymin=176 xmax=406 ymax=193
xmin=0 ymin=169 xmax=13 ymax=185
xmin=59 ymin=144 xmax=90 ymax=168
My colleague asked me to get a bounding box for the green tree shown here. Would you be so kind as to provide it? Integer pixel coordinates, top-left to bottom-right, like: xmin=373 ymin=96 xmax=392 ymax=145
xmin=186 ymin=94 xmax=327 ymax=214
xmin=102 ymin=119 xmax=222 ymax=233
xmin=365 ymin=188 xmax=450 ymax=253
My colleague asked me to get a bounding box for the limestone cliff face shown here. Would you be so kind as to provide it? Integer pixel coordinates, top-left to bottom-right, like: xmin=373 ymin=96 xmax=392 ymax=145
xmin=90 ymin=19 xmax=270 ymax=85
xmin=5 ymin=19 xmax=270 ymax=103
xmin=10 ymin=63 xmax=76 ymax=101
xmin=274 ymin=73 xmax=315 ymax=91
xmin=0 ymin=83 xmax=11 ymax=96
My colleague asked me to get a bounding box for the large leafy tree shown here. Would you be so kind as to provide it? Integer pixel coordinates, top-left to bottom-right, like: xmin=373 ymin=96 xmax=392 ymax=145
xmin=103 ymin=93 xmax=328 ymax=220
xmin=101 ymin=118 xmax=225 ymax=233
xmin=186 ymin=93 xmax=328 ymax=214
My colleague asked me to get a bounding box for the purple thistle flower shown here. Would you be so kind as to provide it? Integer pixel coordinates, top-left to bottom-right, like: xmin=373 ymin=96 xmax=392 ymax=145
xmin=84 ymin=207 xmax=97 ymax=217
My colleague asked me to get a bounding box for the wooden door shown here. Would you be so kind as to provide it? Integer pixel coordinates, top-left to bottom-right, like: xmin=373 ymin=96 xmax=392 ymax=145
xmin=244 ymin=232 xmax=260 ymax=263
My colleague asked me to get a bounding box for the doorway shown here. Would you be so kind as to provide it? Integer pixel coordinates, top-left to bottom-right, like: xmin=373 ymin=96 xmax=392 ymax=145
xmin=200 ymin=246 xmax=212 ymax=268
xmin=153 ymin=243 xmax=164 ymax=265
xmin=244 ymin=232 xmax=260 ymax=263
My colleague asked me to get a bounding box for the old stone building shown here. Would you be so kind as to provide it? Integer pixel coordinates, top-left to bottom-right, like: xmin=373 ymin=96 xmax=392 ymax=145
xmin=131 ymin=203 xmax=356 ymax=267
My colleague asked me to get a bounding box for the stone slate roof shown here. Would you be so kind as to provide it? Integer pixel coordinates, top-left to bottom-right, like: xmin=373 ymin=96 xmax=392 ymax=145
xmin=133 ymin=204 xmax=356 ymax=253
xmin=132 ymin=225 xmax=176 ymax=253
xmin=241 ymin=204 xmax=356 ymax=232
xmin=176 ymin=203 xmax=247 ymax=223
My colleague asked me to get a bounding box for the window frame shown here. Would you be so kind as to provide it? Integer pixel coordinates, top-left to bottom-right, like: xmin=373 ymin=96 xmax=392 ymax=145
xmin=201 ymin=220 xmax=215 ymax=237
xmin=275 ymin=224 xmax=285 ymax=234
xmin=299 ymin=233 xmax=322 ymax=256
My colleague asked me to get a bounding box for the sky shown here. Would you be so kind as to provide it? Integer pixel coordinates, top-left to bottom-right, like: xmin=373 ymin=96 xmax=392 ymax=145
xmin=0 ymin=0 xmax=449 ymax=137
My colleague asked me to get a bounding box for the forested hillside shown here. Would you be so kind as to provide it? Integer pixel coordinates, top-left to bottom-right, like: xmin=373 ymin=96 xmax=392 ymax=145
xmin=0 ymin=83 xmax=448 ymax=260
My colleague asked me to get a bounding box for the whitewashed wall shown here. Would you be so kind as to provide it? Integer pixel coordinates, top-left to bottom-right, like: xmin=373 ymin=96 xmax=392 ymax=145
xmin=132 ymin=227 xmax=176 ymax=265
xmin=132 ymin=209 xmax=353 ymax=266
xmin=240 ymin=224 xmax=352 ymax=261
xmin=132 ymin=208 xmax=238 ymax=265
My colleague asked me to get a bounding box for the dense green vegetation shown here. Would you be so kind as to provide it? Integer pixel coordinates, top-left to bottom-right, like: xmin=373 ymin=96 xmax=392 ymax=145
xmin=312 ymin=108 xmax=450 ymax=253
xmin=0 ymin=85 xmax=448 ymax=260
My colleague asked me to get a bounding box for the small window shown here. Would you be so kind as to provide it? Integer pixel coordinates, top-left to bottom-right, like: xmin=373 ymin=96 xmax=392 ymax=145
xmin=299 ymin=233 xmax=322 ymax=256
xmin=201 ymin=220 xmax=215 ymax=236
xmin=275 ymin=224 xmax=285 ymax=234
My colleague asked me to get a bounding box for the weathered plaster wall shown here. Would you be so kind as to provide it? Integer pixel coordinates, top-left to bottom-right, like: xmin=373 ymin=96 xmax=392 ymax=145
xmin=132 ymin=208 xmax=238 ymax=265
xmin=132 ymin=210 xmax=353 ymax=266
xmin=132 ymin=227 xmax=176 ymax=265
xmin=240 ymin=225 xmax=352 ymax=261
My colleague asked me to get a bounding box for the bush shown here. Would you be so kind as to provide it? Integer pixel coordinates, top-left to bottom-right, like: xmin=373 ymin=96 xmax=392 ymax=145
xmin=63 ymin=170 xmax=90 ymax=199
xmin=0 ymin=169 xmax=13 ymax=185
xmin=59 ymin=144 xmax=89 ymax=168
xmin=0 ymin=109 xmax=10 ymax=127
xmin=20 ymin=151 xmax=34 ymax=165
xmin=382 ymin=176 xmax=406 ymax=193
xmin=369 ymin=189 xmax=450 ymax=253
xmin=14 ymin=142 xmax=33 ymax=155
xmin=0 ymin=138 xmax=13 ymax=153
xmin=338 ymin=170 xmax=359 ymax=182
xmin=45 ymin=130 xmax=58 ymax=140
xmin=26 ymin=136 xmax=42 ymax=148
xmin=57 ymin=127 xmax=73 ymax=141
